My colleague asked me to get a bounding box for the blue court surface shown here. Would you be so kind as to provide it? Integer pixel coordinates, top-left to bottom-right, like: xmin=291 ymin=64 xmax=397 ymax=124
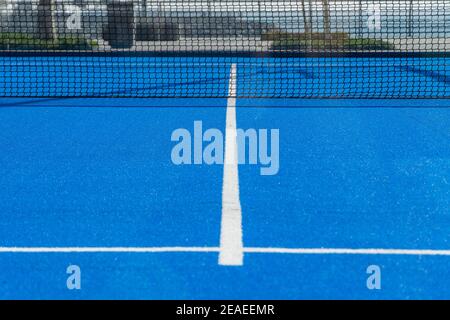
xmin=0 ymin=57 xmax=449 ymax=299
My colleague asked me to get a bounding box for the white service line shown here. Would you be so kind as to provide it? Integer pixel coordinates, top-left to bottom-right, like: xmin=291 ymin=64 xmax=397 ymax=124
xmin=0 ymin=247 xmax=220 ymax=253
xmin=244 ymin=247 xmax=450 ymax=256
xmin=218 ymin=63 xmax=244 ymax=266
xmin=2 ymin=247 xmax=450 ymax=257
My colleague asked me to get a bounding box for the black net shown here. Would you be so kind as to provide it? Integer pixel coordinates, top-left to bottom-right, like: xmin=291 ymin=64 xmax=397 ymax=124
xmin=0 ymin=0 xmax=449 ymax=98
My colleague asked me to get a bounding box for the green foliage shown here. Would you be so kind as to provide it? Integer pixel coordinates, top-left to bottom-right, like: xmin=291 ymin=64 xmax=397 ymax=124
xmin=0 ymin=33 xmax=98 ymax=50
xmin=265 ymin=31 xmax=395 ymax=51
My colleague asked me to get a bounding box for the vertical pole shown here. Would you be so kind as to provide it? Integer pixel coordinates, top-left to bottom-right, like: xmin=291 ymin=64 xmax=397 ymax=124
xmin=408 ymin=0 xmax=413 ymax=37
xmin=358 ymin=0 xmax=362 ymax=37
xmin=258 ymin=0 xmax=262 ymax=35
xmin=302 ymin=0 xmax=311 ymax=34
xmin=322 ymin=0 xmax=331 ymax=39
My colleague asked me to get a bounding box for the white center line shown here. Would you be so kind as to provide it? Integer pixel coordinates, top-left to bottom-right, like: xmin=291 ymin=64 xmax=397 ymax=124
xmin=219 ymin=63 xmax=244 ymax=266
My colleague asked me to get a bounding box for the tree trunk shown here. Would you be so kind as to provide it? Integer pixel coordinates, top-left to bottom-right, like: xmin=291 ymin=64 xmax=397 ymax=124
xmin=408 ymin=0 xmax=413 ymax=37
xmin=358 ymin=0 xmax=362 ymax=37
xmin=322 ymin=0 xmax=331 ymax=37
xmin=37 ymin=0 xmax=54 ymax=40
xmin=301 ymin=0 xmax=312 ymax=34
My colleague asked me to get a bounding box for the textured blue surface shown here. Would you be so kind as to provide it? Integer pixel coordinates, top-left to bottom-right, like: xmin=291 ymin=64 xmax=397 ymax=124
xmin=237 ymin=58 xmax=450 ymax=98
xmin=1 ymin=57 xmax=449 ymax=97
xmin=1 ymin=253 xmax=450 ymax=299
xmin=0 ymin=106 xmax=225 ymax=247
xmin=0 ymin=99 xmax=449 ymax=299
xmin=0 ymin=57 xmax=450 ymax=299
xmin=237 ymin=107 xmax=450 ymax=249
xmin=0 ymin=57 xmax=232 ymax=97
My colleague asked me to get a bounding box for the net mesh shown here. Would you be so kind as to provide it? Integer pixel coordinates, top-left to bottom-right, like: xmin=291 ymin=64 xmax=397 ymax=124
xmin=0 ymin=0 xmax=449 ymax=98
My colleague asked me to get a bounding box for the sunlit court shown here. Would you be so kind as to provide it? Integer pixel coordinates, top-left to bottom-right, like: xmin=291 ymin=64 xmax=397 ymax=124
xmin=0 ymin=0 xmax=449 ymax=300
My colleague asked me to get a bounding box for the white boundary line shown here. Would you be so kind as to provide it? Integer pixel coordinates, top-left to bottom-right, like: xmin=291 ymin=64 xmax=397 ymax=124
xmin=244 ymin=248 xmax=450 ymax=256
xmin=0 ymin=247 xmax=220 ymax=253
xmin=2 ymin=247 xmax=450 ymax=256
xmin=218 ymin=63 xmax=244 ymax=266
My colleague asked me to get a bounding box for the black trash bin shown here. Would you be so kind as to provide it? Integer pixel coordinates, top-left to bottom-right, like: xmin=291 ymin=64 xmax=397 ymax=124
xmin=159 ymin=22 xmax=180 ymax=41
xmin=104 ymin=1 xmax=134 ymax=49
xmin=135 ymin=21 xmax=159 ymax=41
